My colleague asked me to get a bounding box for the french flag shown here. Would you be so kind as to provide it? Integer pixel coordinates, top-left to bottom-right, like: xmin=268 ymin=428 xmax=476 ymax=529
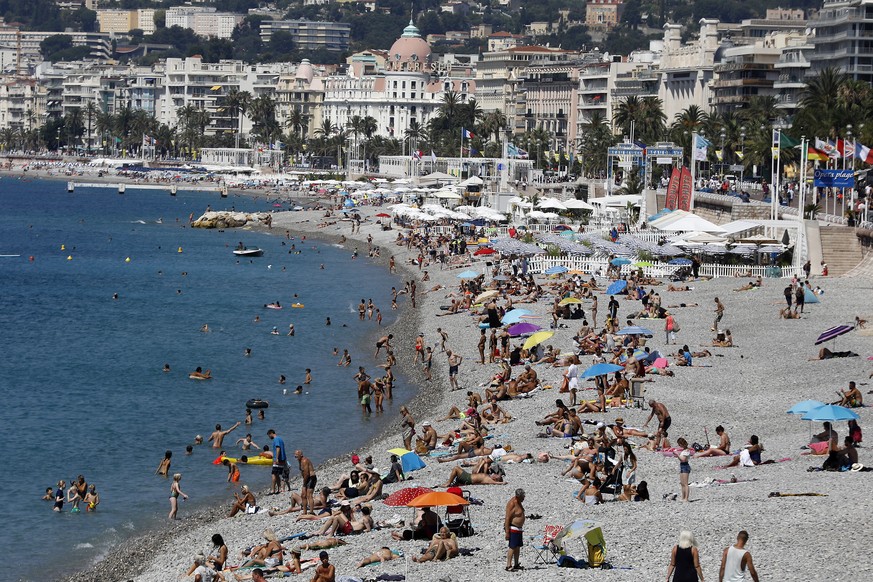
xmin=463 ymin=128 xmax=475 ymax=139
xmin=856 ymin=142 xmax=873 ymax=164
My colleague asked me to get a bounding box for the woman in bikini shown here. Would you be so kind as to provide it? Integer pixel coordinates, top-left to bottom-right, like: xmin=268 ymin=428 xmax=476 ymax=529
xmin=168 ymin=473 xmax=187 ymax=520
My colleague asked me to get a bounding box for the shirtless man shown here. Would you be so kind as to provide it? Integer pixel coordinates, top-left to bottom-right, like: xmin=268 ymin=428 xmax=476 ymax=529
xmin=447 ymin=350 xmax=463 ymax=391
xmin=643 ymin=400 xmax=671 ymax=449
xmin=481 ymin=398 xmax=512 ymax=424
xmin=694 ymin=425 xmax=731 ymax=457
xmin=400 ymin=406 xmax=416 ymax=450
xmin=236 ymin=434 xmax=260 ymax=450
xmin=505 ymin=489 xmax=526 ymax=572
xmin=514 ymin=365 xmax=539 ymax=393
xmin=837 ymin=381 xmax=863 ymax=408
xmin=374 ymin=334 xmax=393 ymax=358
xmin=296 ymin=450 xmax=317 ymax=515
xmin=442 ymin=466 xmax=505 ymax=487
xmin=209 ymin=422 xmax=241 ymax=449
xmin=419 ymin=421 xmax=438 ymax=450
xmin=311 ymin=551 xmax=335 ymax=582
xmin=438 ymin=327 xmax=449 ymax=353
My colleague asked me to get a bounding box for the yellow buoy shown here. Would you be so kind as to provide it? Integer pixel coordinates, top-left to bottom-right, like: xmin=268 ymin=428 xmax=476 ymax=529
xmin=177 ymin=247 xmax=183 ymax=253
xmin=125 ymin=257 xmax=131 ymax=263
xmin=67 ymin=255 xmax=72 ymax=260
xmin=61 ymin=244 xmax=65 ymax=250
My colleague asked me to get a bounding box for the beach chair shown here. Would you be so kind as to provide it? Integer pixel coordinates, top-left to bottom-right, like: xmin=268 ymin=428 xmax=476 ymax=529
xmin=599 ymin=466 xmax=623 ymax=501
xmin=445 ymin=487 xmax=474 ymax=537
xmin=629 ymin=379 xmax=647 ymax=409
xmin=532 ymin=524 xmax=564 ymax=565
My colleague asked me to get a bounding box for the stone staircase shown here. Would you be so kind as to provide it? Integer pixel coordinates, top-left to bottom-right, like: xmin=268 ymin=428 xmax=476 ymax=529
xmin=818 ymin=225 xmax=864 ymax=276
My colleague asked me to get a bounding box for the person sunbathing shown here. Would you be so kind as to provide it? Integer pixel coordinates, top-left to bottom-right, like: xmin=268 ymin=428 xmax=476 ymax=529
xmin=837 ymin=382 xmax=863 ymax=408
xmin=720 ymin=435 xmax=774 ymax=468
xmin=441 ymin=466 xmax=506 ymax=486
xmin=733 ymin=281 xmax=758 ymax=291
xmin=809 ymin=347 xmax=859 ymax=360
xmin=480 ymin=398 xmax=512 ymax=424
xmin=357 ymin=547 xmax=402 ymax=568
xmin=780 ymin=307 xmax=801 ymax=319
xmin=577 ymin=389 xmax=606 ymax=413
xmin=694 ymin=426 xmax=731 ymax=457
xmin=315 ymin=504 xmax=373 ymax=536
xmin=228 ymin=485 xmax=257 ymax=517
xmin=436 ymin=444 xmax=494 ymax=463
xmin=412 ymin=527 xmax=459 ymax=563
xmin=269 ymin=487 xmax=332 ymax=517
xmin=712 ymin=330 xmax=734 ymax=347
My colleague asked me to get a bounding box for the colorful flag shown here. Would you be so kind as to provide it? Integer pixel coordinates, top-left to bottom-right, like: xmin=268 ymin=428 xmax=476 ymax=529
xmin=429 ymin=150 xmax=437 ymax=163
xmin=855 ymin=142 xmax=873 ymax=164
xmin=815 ymin=138 xmax=841 ymax=158
xmin=463 ymin=128 xmax=475 ymax=139
xmin=806 ymin=146 xmax=829 ymax=162
xmin=412 ymin=150 xmax=422 ymax=160
xmin=837 ymin=138 xmax=853 ymax=159
xmin=715 ymin=149 xmax=723 ymax=162
xmin=734 ymin=150 xmax=745 ymax=161
xmin=665 ymin=167 xmax=681 ymax=210
xmin=693 ymin=134 xmax=711 ymax=162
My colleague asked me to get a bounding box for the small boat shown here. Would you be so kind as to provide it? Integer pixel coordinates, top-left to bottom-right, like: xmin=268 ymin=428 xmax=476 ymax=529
xmin=234 ymin=247 xmax=264 ymax=257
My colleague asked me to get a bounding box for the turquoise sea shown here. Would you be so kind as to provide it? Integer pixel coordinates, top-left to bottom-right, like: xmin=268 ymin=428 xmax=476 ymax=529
xmin=0 ymin=178 xmax=405 ymax=581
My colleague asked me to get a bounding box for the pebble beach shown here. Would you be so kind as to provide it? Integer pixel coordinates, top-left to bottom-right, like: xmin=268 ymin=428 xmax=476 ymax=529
xmin=66 ymin=201 xmax=872 ymax=582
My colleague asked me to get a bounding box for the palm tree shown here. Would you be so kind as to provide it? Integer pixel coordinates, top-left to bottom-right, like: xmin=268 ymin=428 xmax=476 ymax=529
xmin=795 ymin=67 xmax=847 ymax=139
xmin=614 ymin=96 xmax=665 ymax=144
xmin=249 ymin=95 xmax=280 ymax=146
xmin=360 ymin=115 xmax=377 ymax=171
xmin=177 ymin=105 xmax=210 ymax=159
xmin=223 ymin=89 xmax=251 ymax=149
xmin=0 ymin=128 xmax=15 ymax=152
xmin=285 ymin=108 xmax=308 ymax=140
xmin=95 ymin=111 xmax=115 ymax=154
xmin=64 ymin=107 xmax=85 ymax=152
xmin=481 ymin=110 xmax=507 ymax=143
xmin=578 ymin=112 xmax=614 ymax=176
xmin=83 ymin=102 xmax=99 ymax=154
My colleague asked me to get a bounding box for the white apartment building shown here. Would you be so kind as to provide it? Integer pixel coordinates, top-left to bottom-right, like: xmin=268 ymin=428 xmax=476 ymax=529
xmin=322 ymin=21 xmax=476 ymax=140
xmin=165 ymin=7 xmax=242 ymax=39
xmin=276 ymin=59 xmax=324 ymax=138
xmin=0 ymin=77 xmax=44 ymax=131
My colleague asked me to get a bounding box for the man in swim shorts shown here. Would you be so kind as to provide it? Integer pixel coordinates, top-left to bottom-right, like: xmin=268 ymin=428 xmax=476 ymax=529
xmin=267 ymin=430 xmax=286 ymax=494
xmin=296 ymin=449 xmax=317 ymax=515
xmin=644 ymin=400 xmax=671 ymax=449
xmin=505 ymin=488 xmax=526 ymax=571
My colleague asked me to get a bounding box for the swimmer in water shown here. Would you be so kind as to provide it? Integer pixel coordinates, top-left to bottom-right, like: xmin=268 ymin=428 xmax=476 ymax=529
xmin=253 ymin=315 xmax=261 ymax=323
xmin=112 ymin=293 xmax=119 ymax=300
xmin=163 ymin=364 xmax=171 ymax=373
xmin=245 ymin=408 xmax=253 ymax=424
xmin=208 ymin=422 xmax=241 ymax=449
xmin=258 ymin=409 xmax=265 ymax=420
xmin=271 ymin=327 xmax=279 ymax=335
xmin=288 ymin=323 xmax=295 ymax=336
xmin=201 ymin=324 xmax=209 ymax=333
xmin=236 ymin=434 xmax=259 ymax=450
xmin=326 ymin=317 xmax=331 ymax=326
xmin=245 ymin=348 xmax=252 ymax=356
xmin=84 ymin=485 xmax=99 ymax=511
xmin=305 ymin=369 xmax=312 ymax=384
xmin=156 ymin=450 xmax=172 ymax=476
xmin=295 ymin=385 xmax=303 ymax=394
xmin=333 ymin=347 xmax=339 ymax=356
xmin=279 ymin=375 xmax=286 ymax=384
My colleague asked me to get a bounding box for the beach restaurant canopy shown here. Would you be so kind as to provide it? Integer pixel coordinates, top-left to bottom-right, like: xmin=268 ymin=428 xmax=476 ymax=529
xmin=654 ymin=213 xmax=726 ymax=234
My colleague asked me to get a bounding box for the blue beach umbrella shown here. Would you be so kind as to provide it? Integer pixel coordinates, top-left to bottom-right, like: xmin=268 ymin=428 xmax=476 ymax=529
xmin=804 ymin=288 xmax=820 ymax=304
xmin=560 ymin=230 xmax=576 ymax=239
xmin=502 ymin=308 xmax=533 ymax=325
xmin=616 ymin=326 xmax=654 ymax=337
xmin=668 ymin=258 xmax=693 ymax=265
xmin=581 ymin=363 xmax=624 ymax=378
xmin=457 ymin=270 xmax=478 ymax=279
xmin=544 ymin=265 xmax=569 ymax=275
xmin=606 ymin=280 xmax=628 ymax=295
xmin=787 ymin=400 xmax=826 ymax=415
xmin=343 ymin=199 xmax=355 ymax=207
xmin=388 ymin=448 xmax=427 ymax=473
xmin=801 ymin=404 xmax=860 ymax=423
xmin=610 ymin=257 xmax=632 ymax=266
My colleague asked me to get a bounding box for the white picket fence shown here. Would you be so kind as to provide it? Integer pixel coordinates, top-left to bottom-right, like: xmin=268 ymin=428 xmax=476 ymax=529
xmin=527 ymin=256 xmax=800 ymax=279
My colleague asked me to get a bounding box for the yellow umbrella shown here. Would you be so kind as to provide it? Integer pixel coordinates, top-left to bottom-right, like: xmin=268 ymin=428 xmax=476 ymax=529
xmin=558 ymin=297 xmax=582 ymax=306
xmin=523 ymin=331 xmax=554 ymax=350
xmin=568 ymin=269 xmax=585 ymax=276
xmin=475 ymin=290 xmax=499 ymax=303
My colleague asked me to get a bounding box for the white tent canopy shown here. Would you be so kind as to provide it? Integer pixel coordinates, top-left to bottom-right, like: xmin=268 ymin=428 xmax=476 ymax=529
xmin=459 ymin=176 xmax=484 ymax=187
xmin=655 ymin=214 xmax=726 ymax=233
xmin=562 ymin=198 xmax=596 ymax=211
xmin=589 ymin=195 xmax=642 ymax=207
xmin=673 ymin=231 xmax=729 ymax=244
xmin=537 ymin=197 xmax=567 ymax=210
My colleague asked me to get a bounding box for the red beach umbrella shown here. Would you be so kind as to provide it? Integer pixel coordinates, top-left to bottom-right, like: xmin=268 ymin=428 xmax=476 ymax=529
xmin=376 ymin=213 xmax=391 ymax=218
xmin=474 ymin=247 xmax=496 ymax=256
xmin=383 ymin=487 xmax=433 ymax=507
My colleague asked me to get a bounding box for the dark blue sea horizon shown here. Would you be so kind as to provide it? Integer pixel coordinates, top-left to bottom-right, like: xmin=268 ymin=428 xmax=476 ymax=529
xmin=0 ymin=178 xmax=405 ymax=581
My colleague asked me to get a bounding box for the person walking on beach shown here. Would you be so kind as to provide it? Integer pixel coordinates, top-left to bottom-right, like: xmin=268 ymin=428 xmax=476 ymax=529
xmin=447 ymin=350 xmax=463 ymax=391
xmin=712 ymin=297 xmax=725 ymax=332
xmin=438 ymin=327 xmax=449 ymax=353
xmin=718 ymin=531 xmax=759 ymax=582
xmin=783 ymin=285 xmax=793 ymax=309
xmin=208 ymin=422 xmax=241 ymax=449
xmin=667 ymin=530 xmax=704 ymax=582
xmin=169 ymin=473 xmax=188 ymax=520
xmin=794 ymin=285 xmax=805 ymax=314
xmin=505 ymin=488 xmax=526 ymax=572
xmin=423 ymin=347 xmax=433 ymax=381
xmin=296 ymin=450 xmax=317 ymax=515
xmin=677 ymin=450 xmax=691 ymax=502
xmin=591 ymin=295 xmax=598 ymax=328
xmin=400 ymin=406 xmax=415 ymax=450
xmin=268 ymin=429 xmax=287 ymax=495
xmin=489 ymin=329 xmax=497 ymax=363
xmin=608 ymin=295 xmax=619 ymax=320
xmin=478 ymin=329 xmax=487 ymax=364
xmin=665 ymin=311 xmax=677 ymax=345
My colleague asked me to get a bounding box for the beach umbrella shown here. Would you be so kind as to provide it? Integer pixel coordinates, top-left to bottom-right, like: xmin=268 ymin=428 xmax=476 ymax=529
xmin=606 ymin=280 xmax=628 ymax=295
xmin=787 ymin=400 xmax=826 ymax=415
xmin=473 ymin=247 xmax=496 ymax=256
xmin=801 ymin=404 xmax=860 ymax=422
xmin=610 ymin=257 xmax=632 ymax=266
xmin=474 ymin=290 xmax=499 ymax=303
xmin=652 ymin=357 xmax=669 ymax=369
xmin=383 ymin=487 xmax=433 ymax=507
xmin=568 ymin=269 xmax=585 ymax=276
xmin=804 ymin=288 xmax=820 ymax=304
xmin=634 ymin=261 xmax=653 ymax=267
xmin=457 ymin=270 xmax=479 ymax=279
xmin=502 ymin=309 xmax=532 ymax=325
xmin=387 ymin=448 xmax=427 ymax=473
xmin=523 ymin=331 xmax=554 ymax=350
xmin=544 ymin=265 xmax=569 ymax=275
xmin=376 ymin=213 xmax=391 ymax=218
xmin=668 ymin=258 xmax=692 ymax=265
xmin=560 ymin=230 xmax=577 ymax=239
xmin=493 ymin=275 xmax=511 ymax=281
xmin=558 ymin=297 xmax=583 ymax=306
xmin=407 ymin=491 xmax=468 ymax=508
xmin=553 ymin=519 xmax=606 ymax=557
xmin=617 ymin=326 xmax=654 ymax=337
xmin=507 ymin=322 xmax=542 ymax=336
xmin=814 ymin=325 xmax=854 ymax=346
xmin=581 ymin=363 xmax=624 ymax=378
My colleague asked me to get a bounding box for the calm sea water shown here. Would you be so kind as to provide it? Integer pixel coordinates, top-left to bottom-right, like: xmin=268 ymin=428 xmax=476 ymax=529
xmin=0 ymin=178 xmax=405 ymax=582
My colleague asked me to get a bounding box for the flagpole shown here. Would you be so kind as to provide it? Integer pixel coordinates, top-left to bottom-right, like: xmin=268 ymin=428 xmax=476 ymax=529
xmin=771 ymin=129 xmax=780 ymax=223
xmin=798 ymin=136 xmax=807 ymax=269
xmin=459 ymin=129 xmax=464 ymax=165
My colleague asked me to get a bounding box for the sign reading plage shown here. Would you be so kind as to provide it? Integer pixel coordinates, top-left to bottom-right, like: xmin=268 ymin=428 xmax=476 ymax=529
xmin=813 ymin=169 xmax=855 ymax=189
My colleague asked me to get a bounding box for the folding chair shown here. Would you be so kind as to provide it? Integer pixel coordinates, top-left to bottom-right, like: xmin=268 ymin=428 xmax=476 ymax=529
xmin=445 ymin=487 xmax=474 ymax=537
xmin=599 ymin=466 xmax=623 ymax=501
xmin=629 ymin=379 xmax=647 ymax=409
xmin=532 ymin=524 xmax=564 ymax=565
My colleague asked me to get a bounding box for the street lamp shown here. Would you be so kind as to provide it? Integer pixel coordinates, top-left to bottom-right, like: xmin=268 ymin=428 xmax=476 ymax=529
xmin=536 ymin=139 xmax=542 ymax=172
xmin=739 ymin=127 xmax=746 ymax=188
xmin=719 ymin=130 xmax=726 ymax=179
xmin=846 ymin=124 xmax=853 ymax=217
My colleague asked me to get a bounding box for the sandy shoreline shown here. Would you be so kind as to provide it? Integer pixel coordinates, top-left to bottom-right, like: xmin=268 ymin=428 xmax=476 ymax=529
xmin=65 ymin=202 xmax=872 ymax=582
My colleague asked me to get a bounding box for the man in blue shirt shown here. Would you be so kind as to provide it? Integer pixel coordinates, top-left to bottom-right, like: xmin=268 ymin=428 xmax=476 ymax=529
xmin=267 ymin=429 xmax=286 ymax=494
xmin=676 ymin=345 xmax=693 ymax=367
